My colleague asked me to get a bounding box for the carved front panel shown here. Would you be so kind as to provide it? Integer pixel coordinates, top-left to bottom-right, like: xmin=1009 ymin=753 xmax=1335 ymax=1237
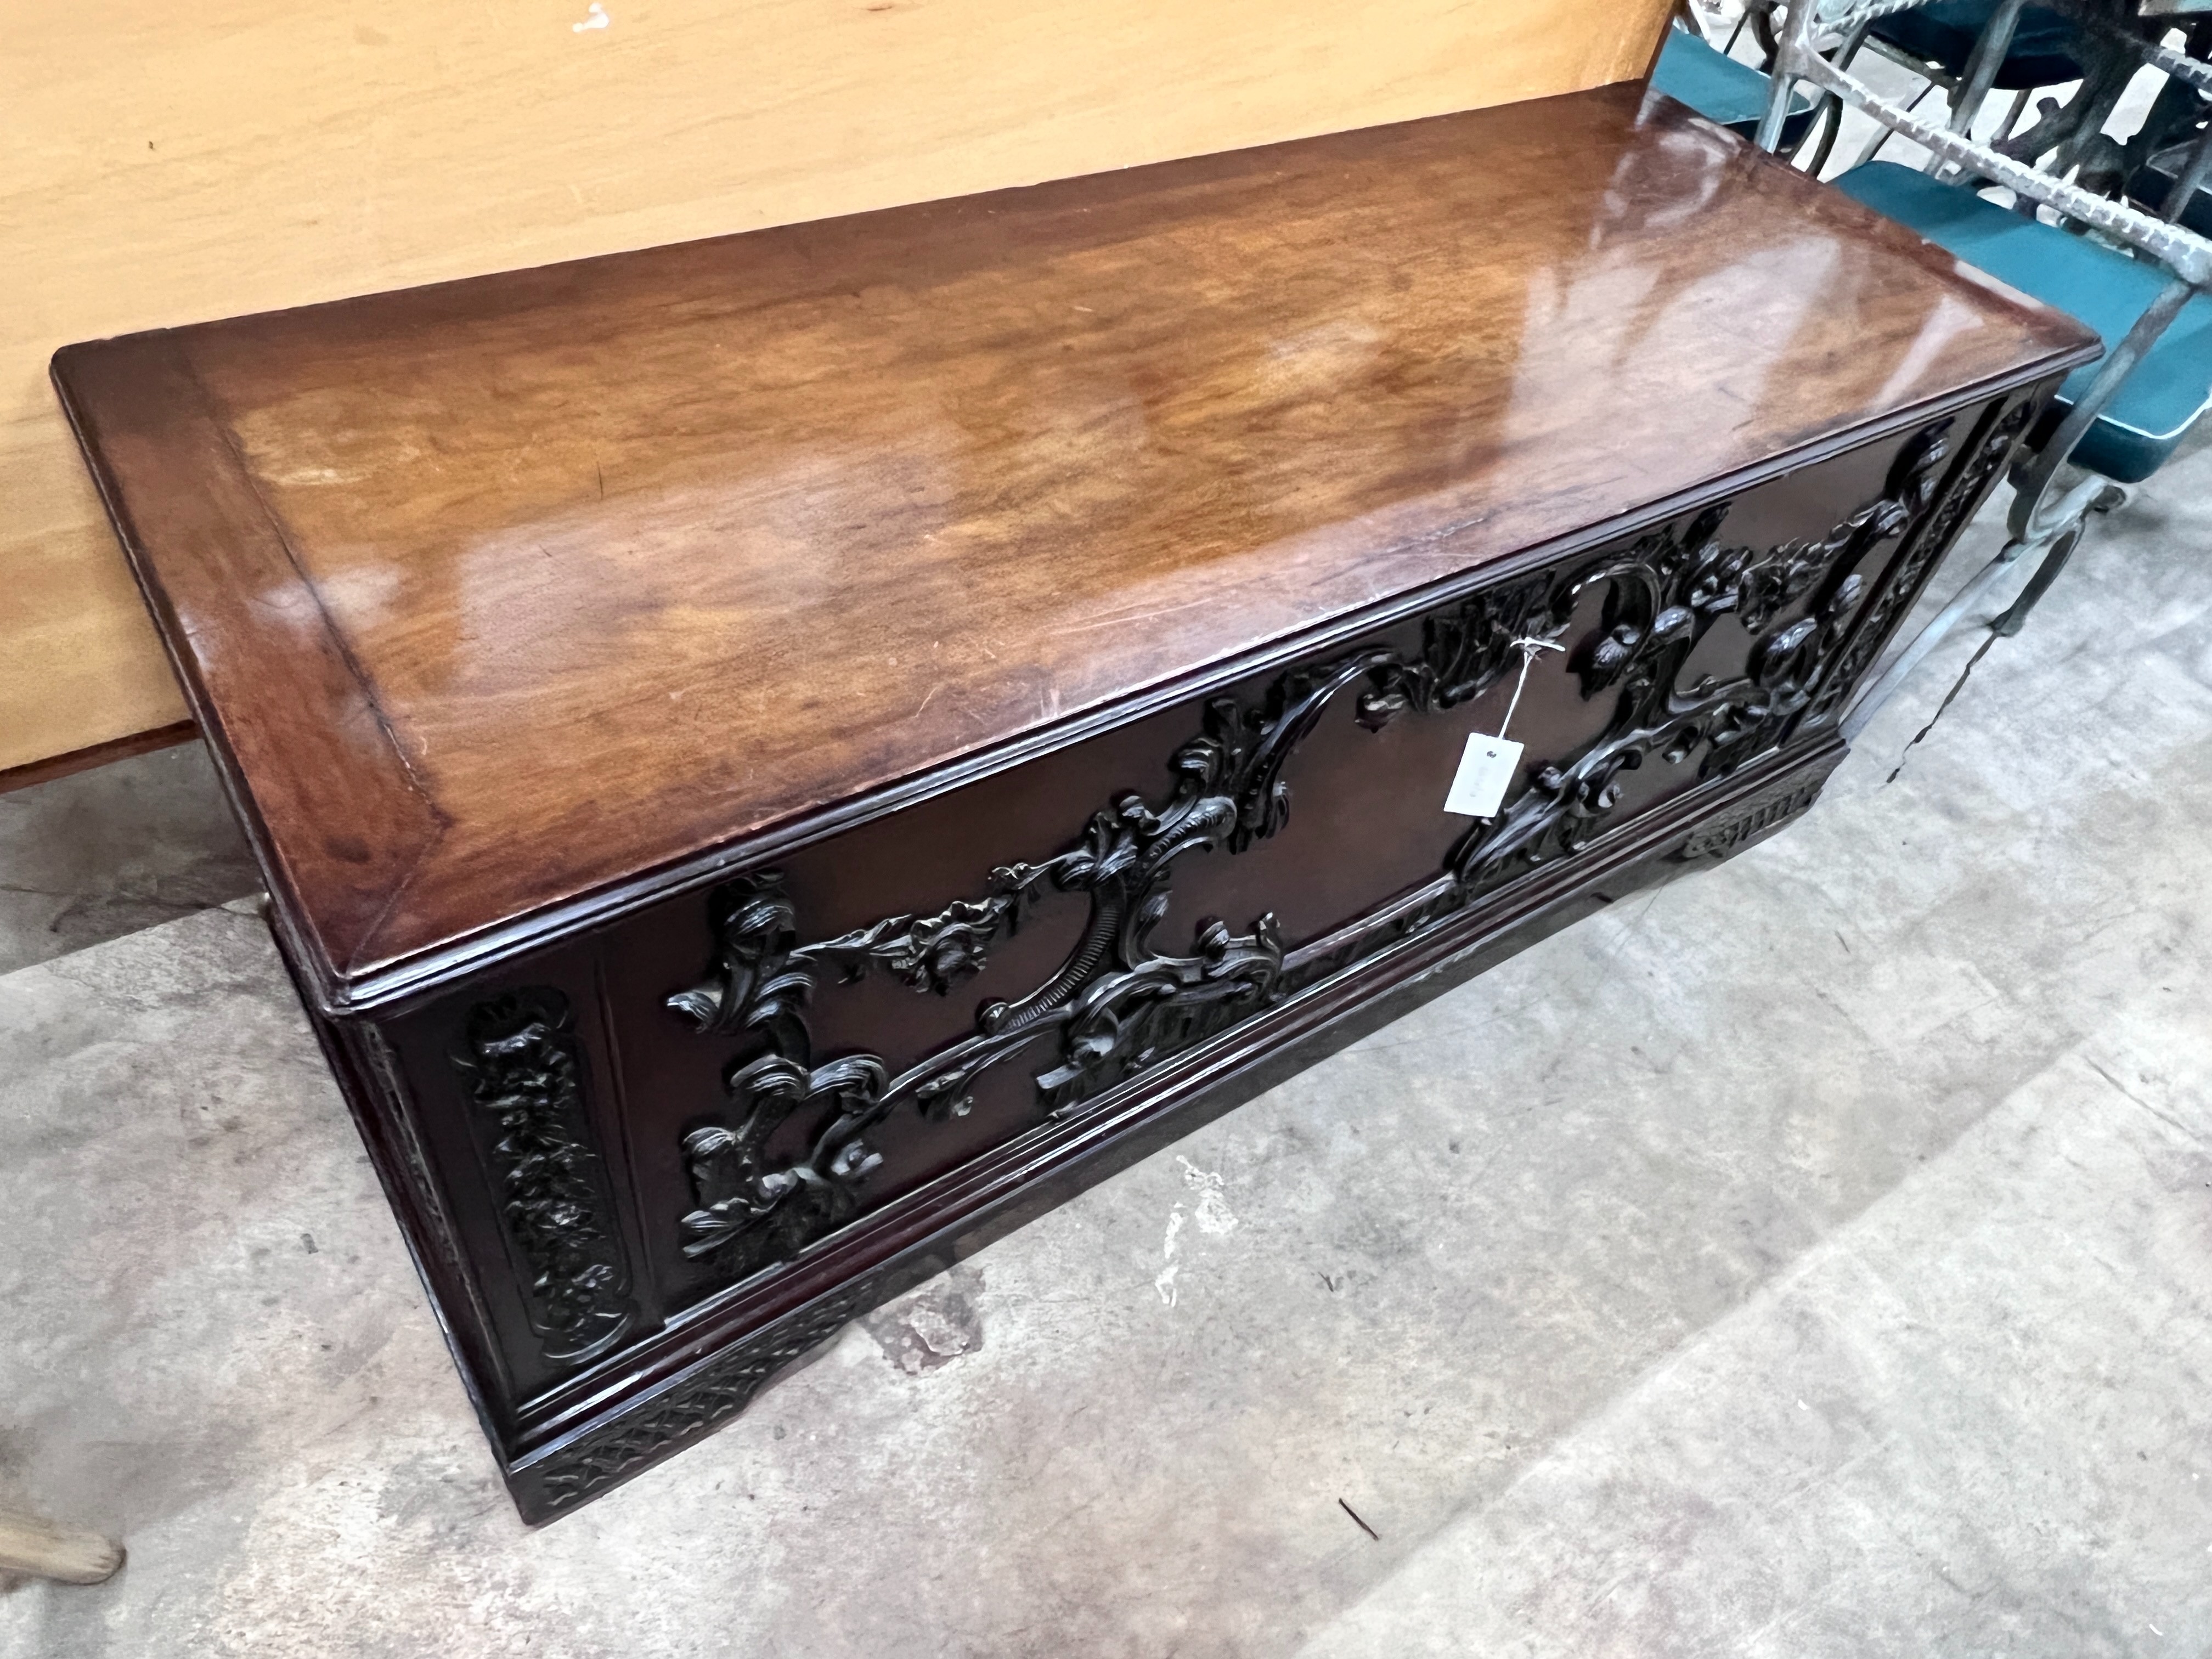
xmin=565 ymin=401 xmax=2011 ymax=1316
xmin=374 ymin=394 xmax=2029 ymax=1452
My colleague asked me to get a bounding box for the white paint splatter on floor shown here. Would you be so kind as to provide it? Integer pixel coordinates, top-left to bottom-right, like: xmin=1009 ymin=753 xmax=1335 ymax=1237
xmin=1155 ymin=1205 xmax=1188 ymax=1307
xmin=1156 ymin=1160 xmax=1239 ymax=1307
xmin=1177 ymin=1155 xmax=1239 ymax=1235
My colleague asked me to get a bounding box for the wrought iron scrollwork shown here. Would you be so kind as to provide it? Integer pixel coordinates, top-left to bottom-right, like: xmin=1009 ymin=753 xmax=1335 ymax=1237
xmin=670 ymin=424 xmax=1962 ymax=1284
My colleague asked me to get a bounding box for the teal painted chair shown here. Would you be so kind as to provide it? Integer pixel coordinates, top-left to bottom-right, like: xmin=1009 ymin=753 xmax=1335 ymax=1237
xmin=1727 ymin=0 xmax=2086 ymax=167
xmin=2131 ymin=133 xmax=2212 ymax=238
xmin=1757 ymin=0 xmax=2212 ymax=733
xmin=1725 ymin=0 xmax=2081 ymax=83
xmin=1851 ymin=0 xmax=2088 ymax=168
xmin=1652 ymin=29 xmax=1818 ymax=148
xmin=1836 ymin=160 xmax=2212 ymax=486
xmin=1865 ymin=0 xmax=2083 ymax=88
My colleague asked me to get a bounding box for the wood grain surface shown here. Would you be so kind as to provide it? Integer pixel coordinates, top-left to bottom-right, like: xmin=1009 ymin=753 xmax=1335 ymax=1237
xmin=2 ymin=0 xmax=1674 ymax=772
xmin=53 ymin=84 xmax=2095 ymax=1006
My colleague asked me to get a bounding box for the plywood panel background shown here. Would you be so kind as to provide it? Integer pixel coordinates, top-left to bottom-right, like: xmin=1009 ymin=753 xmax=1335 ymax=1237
xmin=0 ymin=0 xmax=1671 ymax=771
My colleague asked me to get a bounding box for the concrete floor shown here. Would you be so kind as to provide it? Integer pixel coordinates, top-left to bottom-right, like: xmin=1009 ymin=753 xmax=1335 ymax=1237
xmin=0 ymin=742 xmax=256 ymax=977
xmin=2 ymin=437 xmax=2210 ymax=1655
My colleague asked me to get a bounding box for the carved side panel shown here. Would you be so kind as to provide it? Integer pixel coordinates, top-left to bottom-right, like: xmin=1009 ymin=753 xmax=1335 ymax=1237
xmin=1803 ymin=399 xmax=2032 ymax=727
xmin=654 ymin=417 xmax=1976 ymax=1294
xmin=452 ymin=989 xmax=639 ymax=1367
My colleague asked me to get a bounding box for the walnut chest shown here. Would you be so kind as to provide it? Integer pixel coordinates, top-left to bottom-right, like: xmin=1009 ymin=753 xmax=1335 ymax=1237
xmin=52 ymin=83 xmax=2095 ymax=1520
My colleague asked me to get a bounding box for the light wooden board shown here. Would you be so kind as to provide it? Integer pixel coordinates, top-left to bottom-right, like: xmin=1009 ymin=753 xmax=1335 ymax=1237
xmin=0 ymin=0 xmax=1671 ymax=771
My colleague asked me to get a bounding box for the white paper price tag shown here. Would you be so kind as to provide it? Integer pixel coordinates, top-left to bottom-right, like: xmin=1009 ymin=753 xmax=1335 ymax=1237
xmin=1443 ymin=733 xmax=1522 ymax=819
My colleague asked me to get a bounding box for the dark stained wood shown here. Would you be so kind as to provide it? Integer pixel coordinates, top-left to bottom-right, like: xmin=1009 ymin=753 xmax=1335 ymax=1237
xmin=499 ymin=733 xmax=1858 ymax=1520
xmin=49 ymin=80 xmax=2097 ymax=1523
xmin=52 ymin=83 xmax=2093 ymax=1011
xmin=379 ymin=376 xmax=2046 ymax=1520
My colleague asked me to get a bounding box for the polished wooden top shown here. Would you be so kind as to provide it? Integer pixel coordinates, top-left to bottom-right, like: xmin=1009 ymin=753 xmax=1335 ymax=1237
xmin=54 ymin=83 xmax=2092 ymax=1008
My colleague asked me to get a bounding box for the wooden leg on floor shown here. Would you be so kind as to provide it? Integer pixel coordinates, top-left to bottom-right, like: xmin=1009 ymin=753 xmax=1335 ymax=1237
xmin=0 ymin=1510 xmax=125 ymax=1584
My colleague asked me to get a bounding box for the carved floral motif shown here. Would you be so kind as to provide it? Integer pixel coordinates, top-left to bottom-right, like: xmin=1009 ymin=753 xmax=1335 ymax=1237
xmin=1804 ymin=402 xmax=2030 ymax=727
xmin=452 ymin=989 xmax=637 ymax=1366
xmin=669 ymin=422 xmax=1972 ymax=1286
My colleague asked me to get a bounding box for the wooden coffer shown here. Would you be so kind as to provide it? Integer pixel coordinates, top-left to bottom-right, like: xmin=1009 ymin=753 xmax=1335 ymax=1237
xmin=51 ymin=84 xmax=2093 ymax=1519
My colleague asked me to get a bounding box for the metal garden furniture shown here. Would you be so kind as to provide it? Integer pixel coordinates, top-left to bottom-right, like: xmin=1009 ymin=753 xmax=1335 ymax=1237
xmin=1757 ymin=0 xmax=2212 ymax=731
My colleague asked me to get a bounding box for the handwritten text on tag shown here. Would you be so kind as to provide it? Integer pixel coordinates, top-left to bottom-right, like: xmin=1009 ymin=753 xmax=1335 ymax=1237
xmin=1444 ymin=733 xmax=1522 ymax=819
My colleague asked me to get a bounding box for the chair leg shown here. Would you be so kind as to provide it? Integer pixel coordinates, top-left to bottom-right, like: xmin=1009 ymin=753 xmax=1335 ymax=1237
xmin=1837 ymin=476 xmax=2121 ymax=741
xmin=1840 ymin=537 xmax=2027 ymax=740
xmin=0 ymin=1509 xmax=124 ymax=1585
xmin=1851 ymin=81 xmax=1938 ymax=171
xmin=1990 ymin=481 xmax=2126 ymax=636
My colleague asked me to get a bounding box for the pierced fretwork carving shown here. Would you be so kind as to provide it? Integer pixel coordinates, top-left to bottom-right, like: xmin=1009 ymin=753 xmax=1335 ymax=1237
xmin=1674 ymin=774 xmax=1829 ymax=859
xmin=1451 ymin=453 xmax=1920 ymax=894
xmin=669 ymin=578 xmax=1565 ymax=1282
xmin=1804 ymin=402 xmax=2030 ymax=727
xmin=534 ymin=1284 xmax=870 ymax=1514
xmin=453 ymin=989 xmax=637 ymax=1365
xmin=670 ymin=425 xmax=1961 ymax=1285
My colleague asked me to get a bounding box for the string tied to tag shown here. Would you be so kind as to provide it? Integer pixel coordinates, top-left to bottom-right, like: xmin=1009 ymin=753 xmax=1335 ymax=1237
xmin=1494 ymin=635 xmax=1565 ymax=742
xmin=1443 ymin=636 xmax=1567 ymax=822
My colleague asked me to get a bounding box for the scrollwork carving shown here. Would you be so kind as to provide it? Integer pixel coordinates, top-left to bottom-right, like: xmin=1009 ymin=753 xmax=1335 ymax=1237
xmin=1453 ymin=479 xmax=1910 ymax=893
xmin=669 ymin=421 xmax=1964 ymax=1285
xmin=668 ymin=581 xmax=1569 ymax=1283
xmin=1803 ymin=403 xmax=2030 ymax=727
